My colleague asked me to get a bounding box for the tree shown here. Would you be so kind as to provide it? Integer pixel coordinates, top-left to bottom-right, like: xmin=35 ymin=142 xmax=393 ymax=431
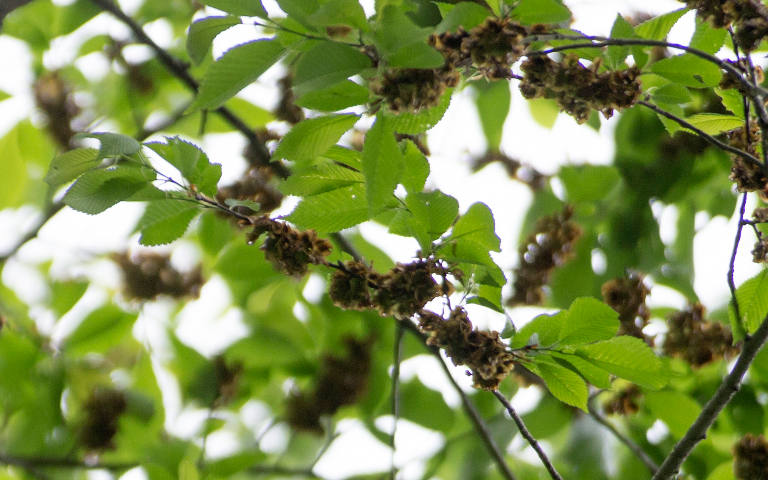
xmin=2 ymin=0 xmax=768 ymax=478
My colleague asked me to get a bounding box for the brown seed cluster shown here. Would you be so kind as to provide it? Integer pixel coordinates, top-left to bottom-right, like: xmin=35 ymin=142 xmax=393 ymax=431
xmin=601 ymin=273 xmax=653 ymax=343
xmin=429 ymin=17 xmax=531 ymax=79
xmin=685 ymin=0 xmax=768 ymax=50
xmin=33 ymin=71 xmax=80 ymax=148
xmin=734 ymin=433 xmax=768 ymax=479
xmin=216 ymin=169 xmax=283 ymax=215
xmin=418 ymin=307 xmax=516 ymax=390
xmin=286 ymin=337 xmax=372 ymax=434
xmin=508 ymin=206 xmax=582 ymax=306
xmin=275 ymin=73 xmax=304 ymax=125
xmin=212 ymin=355 xmax=243 ymax=407
xmin=248 ymin=218 xmax=332 ymax=277
xmin=602 ymin=384 xmax=642 ymax=416
xmin=371 ymin=67 xmax=459 ymax=113
xmin=727 ymin=123 xmax=768 ymax=196
xmin=519 ymin=55 xmax=641 ymax=123
xmin=752 ymin=236 xmax=768 ymax=263
xmin=113 ymin=252 xmax=204 ymax=301
xmin=79 ymin=388 xmax=127 ymax=450
xmin=328 ymin=259 xmax=447 ymax=319
xmin=663 ymin=303 xmax=739 ymax=368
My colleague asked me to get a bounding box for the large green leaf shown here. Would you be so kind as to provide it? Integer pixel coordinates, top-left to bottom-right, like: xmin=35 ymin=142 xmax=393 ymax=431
xmin=287 ymin=184 xmax=369 ymax=232
xmin=202 ymin=0 xmax=267 ymax=17
xmin=689 ymin=15 xmax=726 ymax=54
xmin=735 ymin=270 xmax=768 ymax=333
xmin=77 ymin=132 xmax=141 ymax=158
xmin=443 ymin=202 xmax=500 ymax=263
xmin=576 ymin=336 xmax=667 ymax=389
xmin=192 ymin=39 xmax=284 ymax=110
xmin=44 ymin=148 xmax=100 ymax=187
xmin=295 ymin=80 xmax=370 ymax=111
xmin=512 ymin=0 xmax=571 ymax=25
xmin=634 ymin=8 xmax=687 ymax=40
xmin=280 ymin=163 xmax=363 ymax=196
xmin=186 ymin=16 xmax=241 ymax=65
xmin=529 ymin=356 xmax=588 ymax=411
xmin=683 ymin=113 xmax=744 ymax=135
xmin=293 ymin=41 xmax=372 ymax=96
xmin=399 ymin=140 xmax=429 ymax=194
xmin=62 ymin=166 xmax=153 ymax=214
xmin=405 ymin=191 xmax=459 ymax=241
xmin=384 ymin=89 xmax=452 ymax=134
xmin=650 ymin=54 xmax=722 ymax=88
xmin=64 ymin=305 xmax=137 ymax=356
xmin=136 ymin=199 xmax=200 ymax=246
xmin=558 ymin=297 xmax=619 ymax=346
xmin=510 ymin=311 xmax=566 ymax=349
xmin=436 ymin=2 xmax=490 ymax=33
xmin=399 ymin=378 xmax=455 ymax=431
xmin=644 ymin=391 xmax=701 ymax=438
xmin=272 ymin=114 xmax=359 ymax=166
xmin=474 ymin=80 xmax=510 ymax=151
xmin=146 ymin=137 xmax=221 ymax=197
xmin=362 ymin=114 xmax=403 ymax=215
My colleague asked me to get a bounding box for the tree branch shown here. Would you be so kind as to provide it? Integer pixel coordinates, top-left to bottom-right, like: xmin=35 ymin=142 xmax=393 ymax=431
xmin=729 ymin=193 xmax=749 ymax=324
xmin=88 ymin=0 xmax=288 ymax=178
xmin=587 ymin=393 xmax=659 ymax=475
xmin=652 ymin=312 xmax=768 ymax=479
xmin=492 ymin=391 xmax=563 ymax=480
xmin=390 ymin=324 xmax=404 ymax=480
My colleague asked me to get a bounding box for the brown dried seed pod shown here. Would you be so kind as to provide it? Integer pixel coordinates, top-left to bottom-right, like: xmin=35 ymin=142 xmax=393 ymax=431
xmin=79 ymin=388 xmax=127 ymax=450
xmin=601 ymin=272 xmax=653 ymax=343
xmin=370 ymin=67 xmax=457 ymax=113
xmin=113 ymin=252 xmax=204 ymax=300
xmin=251 ymin=219 xmax=332 ymax=277
xmin=734 ymin=433 xmax=768 ymax=479
xmin=373 ymin=260 xmax=442 ymax=318
xmin=752 ymin=237 xmax=768 ymax=263
xmin=602 ymin=384 xmax=642 ymax=416
xmin=663 ymin=303 xmax=739 ymax=368
xmin=328 ymin=261 xmax=376 ymax=310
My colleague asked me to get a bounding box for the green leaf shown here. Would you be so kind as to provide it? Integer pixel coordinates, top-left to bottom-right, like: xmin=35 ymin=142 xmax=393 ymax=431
xmin=443 ymin=202 xmax=501 ymax=268
xmin=307 ymin=0 xmax=367 ymax=30
xmin=399 ymin=378 xmax=455 ymax=431
xmin=45 ymin=148 xmax=100 ymax=187
xmin=527 ymin=97 xmax=559 ymax=129
xmin=512 ymin=0 xmax=571 ymax=25
xmin=406 ymin=191 xmax=458 ymax=240
xmin=373 ymin=5 xmax=431 ymax=59
xmin=145 ymin=137 xmax=221 ymax=196
xmin=287 ymin=184 xmax=369 ymax=232
xmin=77 ymin=132 xmax=141 ymax=158
xmin=362 ymin=114 xmax=403 ymax=215
xmin=293 ymin=41 xmax=372 ymax=96
xmin=689 ymin=15 xmax=726 ymax=54
xmin=650 ymin=54 xmax=722 ymax=88
xmin=510 ymin=312 xmax=566 ymax=349
xmin=0 ymin=89 xmax=10 ymax=102
xmin=559 ymin=165 xmax=620 ymax=203
xmin=634 ymin=8 xmax=687 ymax=40
xmin=49 ymin=280 xmax=89 ymax=317
xmin=529 ymin=356 xmax=588 ymax=411
xmin=551 ymin=352 xmax=612 ymax=389
xmin=273 ymin=114 xmax=359 ymax=166
xmin=715 ymin=87 xmax=746 ymax=119
xmin=606 ymin=14 xmax=634 ymax=68
xmin=64 ymin=305 xmax=137 ymax=356
xmin=280 ymin=163 xmax=363 ymax=196
xmin=63 ymin=166 xmax=152 ymax=214
xmin=400 ymin=140 xmax=430 ymax=193
xmin=683 ymin=113 xmax=744 ymax=135
xmin=202 ymin=0 xmax=267 ymax=17
xmin=474 ymin=80 xmax=510 ymax=151
xmin=192 ymin=39 xmax=284 ymax=110
xmin=178 ymin=458 xmax=200 ymax=480
xmin=735 ymin=270 xmax=768 ymax=333
xmin=186 ymin=16 xmax=241 ymax=65
xmin=576 ymin=336 xmax=667 ymax=389
xmin=558 ymin=297 xmax=619 ymax=346
xmin=136 ymin=199 xmax=200 ymax=246
xmin=206 ymin=452 xmax=264 ymax=477
xmin=387 ymin=41 xmax=445 ymax=69
xmin=651 ymin=84 xmax=691 ymax=105
xmin=467 ymin=283 xmax=504 ymax=313
xmin=644 ymin=391 xmax=701 ymax=438
xmin=436 ymin=2 xmax=490 ymax=33
xmin=295 ymin=80 xmax=370 ymax=111
xmin=384 ymin=89 xmax=452 ymax=134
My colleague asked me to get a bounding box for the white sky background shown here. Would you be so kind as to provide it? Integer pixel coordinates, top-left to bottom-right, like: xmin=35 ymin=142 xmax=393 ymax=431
xmin=0 ymin=0 xmax=762 ymax=479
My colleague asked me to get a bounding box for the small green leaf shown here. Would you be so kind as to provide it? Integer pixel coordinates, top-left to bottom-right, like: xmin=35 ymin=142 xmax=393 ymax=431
xmin=77 ymin=132 xmax=141 ymax=158
xmin=510 ymin=311 xmax=566 ymax=349
xmin=49 ymin=280 xmax=89 ymax=317
xmin=373 ymin=5 xmax=431 ymax=59
xmin=280 ymin=163 xmax=363 ymax=196
xmin=634 ymin=8 xmax=687 ymax=40
xmin=405 ymin=191 xmax=458 ymax=241
xmin=715 ymin=87 xmax=746 ymax=119
xmin=559 ymin=165 xmax=620 ymax=203
xmin=287 ymin=184 xmax=369 ymax=232
xmin=45 ymin=148 xmax=100 ymax=187
xmin=206 ymin=452 xmax=264 ymax=477
xmin=606 ymin=14 xmax=634 ymax=68
xmin=576 ymin=336 xmax=667 ymax=389
xmin=530 ymin=356 xmax=588 ymax=411
xmin=644 ymin=391 xmax=701 ymax=438
xmin=202 ymin=0 xmax=267 ymax=17
xmin=136 ymin=199 xmax=200 ymax=246
xmin=400 ymin=140 xmax=430 ymax=193
xmin=192 ymin=39 xmax=284 ymax=110
xmin=650 ymin=54 xmax=722 ymax=88
xmin=63 ymin=166 xmax=151 ymax=214
xmin=273 ymin=114 xmax=359 ymax=166
xmin=399 ymin=378 xmax=455 ymax=431
xmin=683 ymin=113 xmax=744 ymax=135
xmin=145 ymin=137 xmax=221 ymax=196
xmin=293 ymin=41 xmax=372 ymax=96
xmin=362 ymin=114 xmax=403 ymax=215
xmin=436 ymin=2 xmax=490 ymax=33
xmin=512 ymin=0 xmax=571 ymax=25
xmin=551 ymin=352 xmax=611 ymax=389
xmin=527 ymin=97 xmax=560 ymax=129
xmin=689 ymin=15 xmax=726 ymax=54
xmin=444 ymin=202 xmax=501 ymax=268
xmin=387 ymin=41 xmax=445 ymax=69
xmin=186 ymin=16 xmax=241 ymax=65
xmin=64 ymin=305 xmax=137 ymax=356
xmin=558 ymin=297 xmax=619 ymax=346
xmin=384 ymin=89 xmax=453 ymax=134
xmin=651 ymin=84 xmax=691 ymax=105
xmin=474 ymin=80 xmax=510 ymax=151
xmin=735 ymin=270 xmax=768 ymax=333
xmin=295 ymin=80 xmax=370 ymax=111
xmin=0 ymin=89 xmax=11 ymax=102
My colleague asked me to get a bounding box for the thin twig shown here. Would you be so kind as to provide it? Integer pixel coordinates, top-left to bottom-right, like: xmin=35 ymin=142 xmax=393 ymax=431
xmin=652 ymin=312 xmax=768 ymax=479
xmin=492 ymin=391 xmax=563 ymax=480
xmin=728 ymin=193 xmax=749 ymax=324
xmin=0 ymin=454 xmax=136 ymax=471
xmin=330 ymin=232 xmax=363 ymax=261
xmin=637 ymin=100 xmax=763 ymax=168
xmin=587 ymin=393 xmax=659 ymax=475
xmin=390 ymin=324 xmax=404 ymax=480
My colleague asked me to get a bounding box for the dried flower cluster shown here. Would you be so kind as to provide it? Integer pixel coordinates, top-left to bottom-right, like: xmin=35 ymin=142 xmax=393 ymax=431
xmin=601 ymin=273 xmax=653 ymax=343
xmin=79 ymin=388 xmax=127 ymax=450
xmin=418 ymin=308 xmax=516 ymax=390
xmin=371 ymin=67 xmax=459 ymax=113
xmin=727 ymin=123 xmax=768 ymax=197
xmin=113 ymin=251 xmax=204 ymax=300
xmin=471 ymin=151 xmax=547 ymax=190
xmin=508 ymin=206 xmax=582 ymax=306
xmin=429 ymin=17 xmax=531 ymax=79
xmin=33 ymin=71 xmax=80 ymax=148
xmin=602 ymin=384 xmax=642 ymax=416
xmin=286 ymin=337 xmax=372 ymax=434
xmin=248 ymin=218 xmax=332 ymax=277
xmin=329 ymin=259 xmax=447 ymax=319
xmin=734 ymin=433 xmax=768 ymax=479
xmin=275 ymin=73 xmax=304 ymax=125
xmin=686 ymin=0 xmax=768 ymax=50
xmin=519 ymin=55 xmax=641 ymax=123
xmin=663 ymin=303 xmax=739 ymax=368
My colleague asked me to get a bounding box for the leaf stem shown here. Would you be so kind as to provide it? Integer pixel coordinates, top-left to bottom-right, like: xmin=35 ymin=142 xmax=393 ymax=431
xmin=492 ymin=391 xmax=563 ymax=480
